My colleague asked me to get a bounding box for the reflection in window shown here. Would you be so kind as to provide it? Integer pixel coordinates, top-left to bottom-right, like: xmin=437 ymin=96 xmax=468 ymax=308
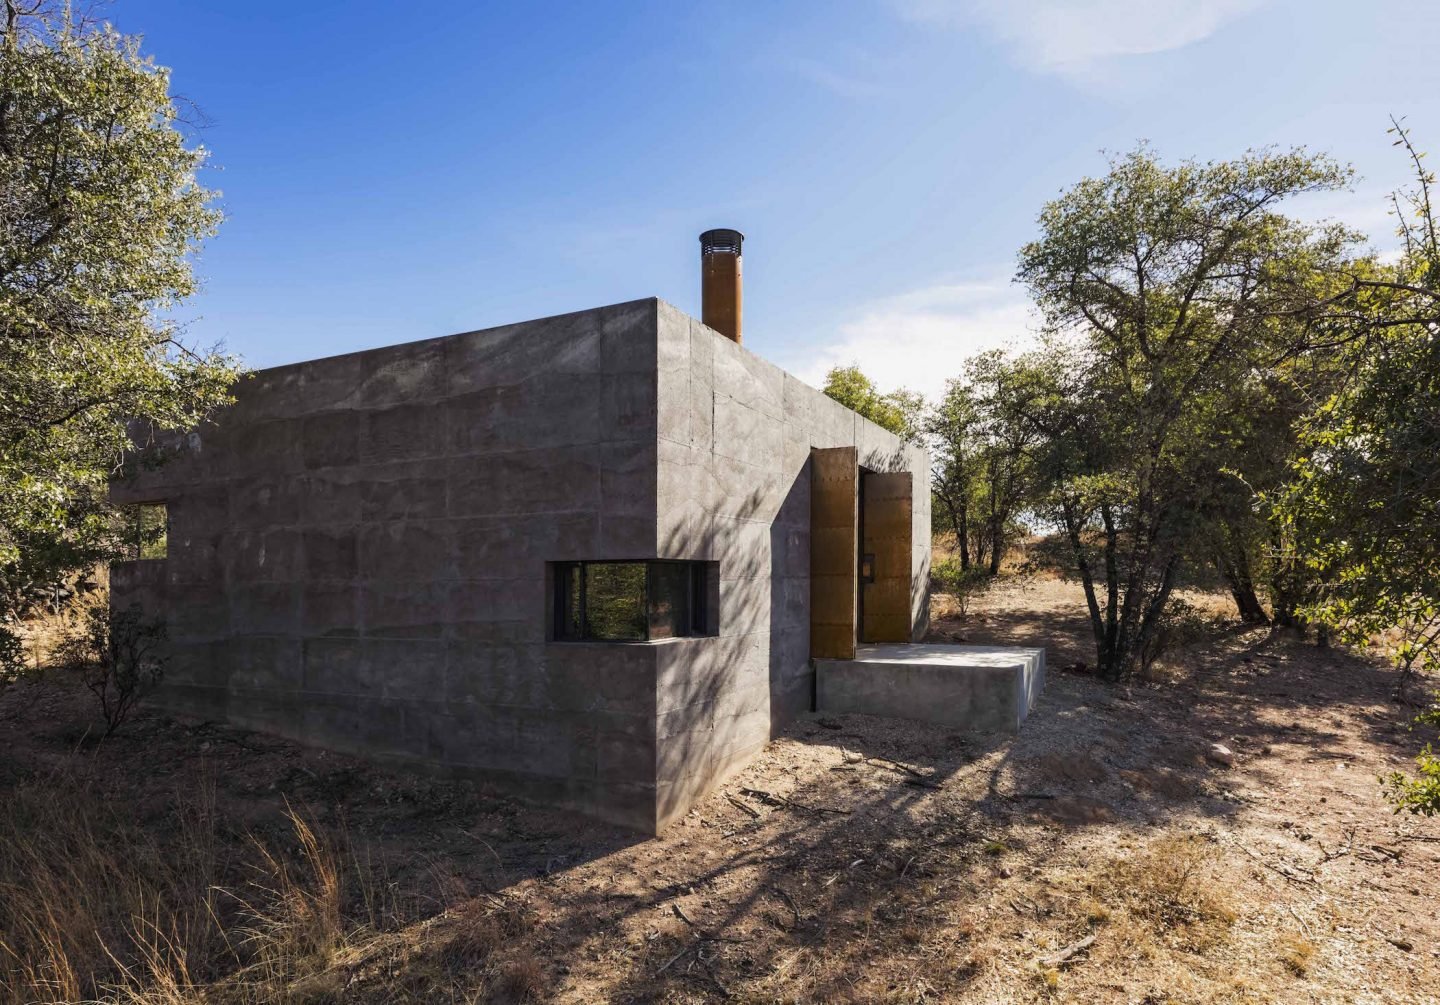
xmin=553 ymin=561 xmax=711 ymax=642
xmin=585 ymin=562 xmax=647 ymax=641
xmin=124 ymin=503 xmax=168 ymax=560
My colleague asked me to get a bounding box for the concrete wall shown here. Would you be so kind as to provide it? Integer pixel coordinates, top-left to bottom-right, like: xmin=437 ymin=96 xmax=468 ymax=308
xmin=111 ymin=296 xmax=932 ymax=833
xmin=651 ymin=301 xmax=930 ymax=828
xmin=112 ymin=300 xmax=667 ymax=829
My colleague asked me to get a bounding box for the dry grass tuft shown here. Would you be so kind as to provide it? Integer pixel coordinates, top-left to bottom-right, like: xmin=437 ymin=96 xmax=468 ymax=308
xmin=0 ymin=779 xmax=402 ymax=1005
xmin=495 ymin=953 xmax=546 ymax=1003
xmin=444 ymin=910 xmax=505 ymax=967
xmin=1092 ymin=835 xmax=1237 ymax=950
xmin=230 ymin=803 xmax=347 ymax=989
xmin=1278 ymin=932 xmax=1317 ymax=977
xmin=0 ymin=778 xmax=228 ymax=1005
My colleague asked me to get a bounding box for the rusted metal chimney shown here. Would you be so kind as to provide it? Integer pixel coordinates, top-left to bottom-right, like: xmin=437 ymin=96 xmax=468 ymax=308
xmin=700 ymin=228 xmax=744 ymax=344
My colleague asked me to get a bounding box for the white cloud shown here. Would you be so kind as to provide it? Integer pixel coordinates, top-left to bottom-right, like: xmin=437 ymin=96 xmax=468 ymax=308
xmin=780 ymin=277 xmax=1040 ymax=401
xmin=894 ymin=0 xmax=1266 ymax=75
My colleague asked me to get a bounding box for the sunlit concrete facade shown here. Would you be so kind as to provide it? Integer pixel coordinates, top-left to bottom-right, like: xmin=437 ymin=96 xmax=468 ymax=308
xmin=111 ymin=298 xmax=930 ymax=831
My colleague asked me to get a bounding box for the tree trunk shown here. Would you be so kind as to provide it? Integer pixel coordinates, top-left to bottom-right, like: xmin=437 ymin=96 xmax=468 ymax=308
xmin=1218 ymin=543 xmax=1269 ymax=625
xmin=937 ymin=483 xmax=970 ymax=570
xmin=958 ymin=502 xmax=970 ymax=570
xmin=988 ymin=515 xmax=1004 ymax=576
xmin=1130 ymin=554 xmax=1181 ymax=676
xmin=1062 ymin=498 xmax=1109 ymax=673
xmin=1099 ymin=504 xmax=1122 ymax=680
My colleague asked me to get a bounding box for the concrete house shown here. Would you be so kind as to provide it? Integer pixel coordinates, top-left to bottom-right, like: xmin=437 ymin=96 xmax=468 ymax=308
xmin=111 ymin=232 xmax=939 ymax=832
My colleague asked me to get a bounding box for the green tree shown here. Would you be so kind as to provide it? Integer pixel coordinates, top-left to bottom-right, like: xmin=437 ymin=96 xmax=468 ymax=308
xmin=0 ymin=2 xmax=240 ymax=674
xmin=821 ymin=365 xmax=924 ymax=441
xmin=1275 ymin=121 xmax=1440 ymax=812
xmin=1016 ymin=146 xmax=1355 ymax=679
xmin=1281 ymin=123 xmax=1440 ymax=686
xmin=927 ymin=378 xmax=980 ymax=568
xmin=927 ymin=351 xmax=1036 ymax=574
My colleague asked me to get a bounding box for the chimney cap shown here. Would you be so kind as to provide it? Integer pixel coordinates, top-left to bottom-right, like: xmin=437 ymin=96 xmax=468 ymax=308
xmin=700 ymin=228 xmax=744 ymax=255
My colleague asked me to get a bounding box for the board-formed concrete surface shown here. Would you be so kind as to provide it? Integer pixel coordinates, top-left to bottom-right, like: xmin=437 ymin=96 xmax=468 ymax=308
xmin=111 ymin=298 xmax=931 ymax=833
xmin=650 ymin=302 xmax=929 ymax=827
xmin=815 ymin=644 xmax=1045 ymax=733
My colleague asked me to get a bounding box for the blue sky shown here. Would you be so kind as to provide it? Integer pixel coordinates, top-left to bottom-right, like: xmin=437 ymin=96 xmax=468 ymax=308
xmin=121 ymin=0 xmax=1440 ymax=399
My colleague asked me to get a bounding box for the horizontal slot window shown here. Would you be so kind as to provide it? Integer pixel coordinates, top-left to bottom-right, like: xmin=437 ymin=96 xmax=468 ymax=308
xmin=552 ymin=560 xmax=714 ymax=642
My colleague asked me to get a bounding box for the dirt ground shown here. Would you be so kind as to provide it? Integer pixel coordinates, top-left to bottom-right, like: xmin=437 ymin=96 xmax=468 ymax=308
xmin=2 ymin=577 xmax=1437 ymax=1004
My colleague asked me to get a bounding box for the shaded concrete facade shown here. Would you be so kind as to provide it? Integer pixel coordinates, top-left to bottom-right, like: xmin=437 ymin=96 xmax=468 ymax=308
xmin=111 ymin=298 xmax=929 ymax=831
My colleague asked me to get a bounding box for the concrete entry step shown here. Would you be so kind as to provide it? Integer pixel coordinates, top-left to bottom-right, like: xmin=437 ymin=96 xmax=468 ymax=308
xmin=815 ymin=644 xmax=1045 ymax=733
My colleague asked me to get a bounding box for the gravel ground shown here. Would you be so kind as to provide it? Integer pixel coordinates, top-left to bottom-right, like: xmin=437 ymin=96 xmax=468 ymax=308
xmin=2 ymin=576 xmax=1436 ymax=1004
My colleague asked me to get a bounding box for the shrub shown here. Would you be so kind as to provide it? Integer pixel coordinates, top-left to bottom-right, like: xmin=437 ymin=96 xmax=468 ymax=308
xmin=1137 ymin=598 xmax=1213 ymax=677
xmin=53 ymin=599 xmax=168 ymax=738
xmin=931 ymin=559 xmax=990 ymax=617
xmin=0 ymin=624 xmax=24 ymax=685
xmin=1383 ymin=697 xmax=1440 ymax=816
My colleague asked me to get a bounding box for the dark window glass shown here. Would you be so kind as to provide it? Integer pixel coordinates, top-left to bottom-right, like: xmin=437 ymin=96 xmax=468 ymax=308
xmin=647 ymin=562 xmax=691 ymax=640
xmin=584 ymin=562 xmax=647 ymax=641
xmin=552 ymin=561 xmax=712 ymax=642
xmin=123 ymin=503 xmax=168 ymax=560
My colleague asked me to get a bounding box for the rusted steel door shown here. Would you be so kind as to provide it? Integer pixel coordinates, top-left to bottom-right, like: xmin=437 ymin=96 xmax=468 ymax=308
xmin=810 ymin=446 xmax=857 ymax=659
xmin=861 ymin=471 xmax=912 ymax=643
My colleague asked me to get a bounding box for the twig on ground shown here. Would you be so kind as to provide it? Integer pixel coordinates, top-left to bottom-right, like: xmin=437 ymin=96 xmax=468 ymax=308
xmin=867 ymin=754 xmax=943 ymax=787
xmin=1040 ymin=934 xmax=1096 ymax=968
xmin=726 ymin=793 xmax=761 ymax=819
xmin=1318 ymin=826 xmax=1356 ymax=864
xmin=769 ymin=885 xmax=801 ymax=928
xmin=1236 ymin=842 xmax=1318 ymax=886
xmin=739 ymin=787 xmax=851 ymax=816
xmin=655 ymin=944 xmax=691 ymax=975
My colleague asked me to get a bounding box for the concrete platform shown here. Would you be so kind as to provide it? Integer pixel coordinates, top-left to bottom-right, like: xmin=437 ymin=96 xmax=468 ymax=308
xmin=815 ymin=644 xmax=1045 ymax=732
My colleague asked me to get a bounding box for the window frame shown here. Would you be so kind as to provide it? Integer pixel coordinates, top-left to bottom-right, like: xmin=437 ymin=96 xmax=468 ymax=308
xmin=551 ymin=560 xmax=714 ymax=643
xmin=123 ymin=502 xmax=169 ymax=561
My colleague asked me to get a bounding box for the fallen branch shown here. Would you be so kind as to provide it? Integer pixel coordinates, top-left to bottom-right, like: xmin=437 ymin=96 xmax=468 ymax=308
xmin=769 ymin=885 xmax=801 ymax=928
xmin=868 ymin=754 xmax=943 ymax=787
xmin=1287 ymin=904 xmax=1313 ymax=939
xmin=1040 ymin=934 xmax=1096 ymax=968
xmin=655 ymin=944 xmax=692 ymax=975
xmin=739 ymin=787 xmax=851 ymax=816
xmin=654 ymin=916 xmax=747 ymax=979
xmin=1236 ymin=842 xmax=1318 ymax=886
xmin=726 ymin=793 xmax=760 ymax=819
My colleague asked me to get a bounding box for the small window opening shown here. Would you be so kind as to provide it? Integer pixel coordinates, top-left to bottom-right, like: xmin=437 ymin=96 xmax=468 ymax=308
xmin=553 ymin=561 xmax=713 ymax=642
xmin=124 ymin=503 xmax=168 ymax=560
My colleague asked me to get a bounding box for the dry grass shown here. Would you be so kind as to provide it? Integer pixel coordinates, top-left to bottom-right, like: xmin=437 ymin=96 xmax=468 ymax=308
xmin=1092 ymin=834 xmax=1237 ymax=951
xmin=1277 ymin=932 xmax=1317 ymax=977
xmin=0 ymin=778 xmax=401 ymax=1005
xmin=4 ymin=575 xmax=1438 ymax=1003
